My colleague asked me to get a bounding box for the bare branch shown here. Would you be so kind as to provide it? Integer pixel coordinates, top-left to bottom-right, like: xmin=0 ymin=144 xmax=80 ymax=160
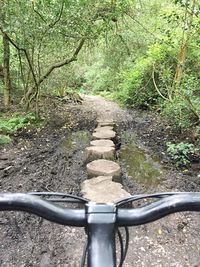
xmin=33 ymin=8 xmax=46 ymax=23
xmin=32 ymin=0 xmax=64 ymax=27
xmin=180 ymin=94 xmax=200 ymax=121
xmin=152 ymin=67 xmax=170 ymax=101
xmin=38 ymin=38 xmax=85 ymax=86
xmin=49 ymin=0 xmax=64 ymax=28
xmin=0 ymin=25 xmax=38 ymax=90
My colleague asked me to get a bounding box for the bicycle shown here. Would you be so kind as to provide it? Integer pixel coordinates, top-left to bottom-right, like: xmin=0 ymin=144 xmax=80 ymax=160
xmin=0 ymin=191 xmax=200 ymax=267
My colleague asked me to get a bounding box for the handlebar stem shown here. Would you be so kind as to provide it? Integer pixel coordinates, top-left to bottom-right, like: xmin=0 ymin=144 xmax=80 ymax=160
xmin=86 ymin=203 xmax=117 ymax=267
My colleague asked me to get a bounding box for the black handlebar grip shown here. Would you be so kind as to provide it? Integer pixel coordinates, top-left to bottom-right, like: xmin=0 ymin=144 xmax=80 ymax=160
xmin=0 ymin=193 xmax=86 ymax=226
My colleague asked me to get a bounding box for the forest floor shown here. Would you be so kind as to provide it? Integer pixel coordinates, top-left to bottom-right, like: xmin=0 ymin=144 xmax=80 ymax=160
xmin=0 ymin=95 xmax=199 ymax=267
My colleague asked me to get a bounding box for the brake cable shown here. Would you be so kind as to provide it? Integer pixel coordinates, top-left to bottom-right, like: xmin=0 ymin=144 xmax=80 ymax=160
xmin=28 ymin=192 xmax=88 ymax=203
xmin=117 ymin=227 xmax=129 ymax=267
xmin=116 ymin=192 xmax=183 ymax=207
xmin=80 ymin=238 xmax=88 ymax=267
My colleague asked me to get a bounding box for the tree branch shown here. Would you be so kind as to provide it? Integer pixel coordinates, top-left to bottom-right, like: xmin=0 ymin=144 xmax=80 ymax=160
xmin=49 ymin=0 xmax=64 ymax=28
xmin=0 ymin=26 xmax=38 ymax=89
xmin=33 ymin=8 xmax=46 ymax=23
xmin=37 ymin=38 xmax=85 ymax=86
xmin=126 ymin=12 xmax=158 ymax=39
xmin=152 ymin=67 xmax=170 ymax=101
xmin=117 ymin=34 xmax=131 ymax=56
xmin=34 ymin=0 xmax=65 ymax=80
xmin=180 ymin=94 xmax=200 ymax=121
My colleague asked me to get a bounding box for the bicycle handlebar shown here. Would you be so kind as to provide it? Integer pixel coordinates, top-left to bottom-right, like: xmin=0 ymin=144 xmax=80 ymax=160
xmin=0 ymin=192 xmax=200 ymax=227
xmin=118 ymin=192 xmax=200 ymax=226
xmin=0 ymin=193 xmax=86 ymax=226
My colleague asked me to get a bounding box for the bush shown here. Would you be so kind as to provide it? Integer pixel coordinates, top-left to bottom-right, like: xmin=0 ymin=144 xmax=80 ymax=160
xmin=0 ymin=113 xmax=39 ymax=135
xmin=0 ymin=135 xmax=12 ymax=145
xmin=162 ymin=74 xmax=200 ymax=128
xmin=116 ymin=42 xmax=176 ymax=108
xmin=166 ymin=142 xmax=197 ymax=167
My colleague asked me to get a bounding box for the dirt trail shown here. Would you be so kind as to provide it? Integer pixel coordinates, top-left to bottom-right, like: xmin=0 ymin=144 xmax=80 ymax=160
xmin=0 ymin=95 xmax=199 ymax=267
xmin=81 ymin=94 xmax=132 ymax=121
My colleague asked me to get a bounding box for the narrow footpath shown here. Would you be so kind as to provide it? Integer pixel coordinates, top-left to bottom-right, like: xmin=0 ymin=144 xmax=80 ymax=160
xmin=81 ymin=95 xmax=200 ymax=267
xmin=0 ymin=95 xmax=199 ymax=267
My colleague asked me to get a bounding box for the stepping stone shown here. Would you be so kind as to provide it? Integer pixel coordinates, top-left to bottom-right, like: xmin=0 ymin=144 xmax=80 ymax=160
xmin=85 ymin=146 xmax=115 ymax=160
xmin=92 ymin=129 xmax=116 ymax=140
xmin=97 ymin=120 xmax=115 ymax=127
xmin=86 ymin=159 xmax=121 ymax=182
xmin=81 ymin=176 xmax=130 ymax=203
xmin=90 ymin=139 xmax=115 ymax=147
xmin=94 ymin=126 xmax=114 ymax=132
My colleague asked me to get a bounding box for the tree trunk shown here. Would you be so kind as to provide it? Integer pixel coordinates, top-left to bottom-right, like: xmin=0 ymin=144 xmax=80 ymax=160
xmin=3 ymin=33 xmax=11 ymax=107
xmin=1 ymin=0 xmax=12 ymax=107
xmin=172 ymin=0 xmax=196 ymax=95
xmin=173 ymin=42 xmax=187 ymax=89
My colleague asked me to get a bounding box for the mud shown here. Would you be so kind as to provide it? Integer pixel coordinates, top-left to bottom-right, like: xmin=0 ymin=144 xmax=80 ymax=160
xmin=0 ymin=95 xmax=199 ymax=267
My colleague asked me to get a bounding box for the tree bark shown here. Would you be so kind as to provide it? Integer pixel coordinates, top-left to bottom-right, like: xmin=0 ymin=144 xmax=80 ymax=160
xmin=173 ymin=42 xmax=187 ymax=89
xmin=3 ymin=33 xmax=11 ymax=107
xmin=1 ymin=0 xmax=12 ymax=107
xmin=173 ymin=0 xmax=196 ymax=93
xmin=24 ymin=38 xmax=85 ymax=104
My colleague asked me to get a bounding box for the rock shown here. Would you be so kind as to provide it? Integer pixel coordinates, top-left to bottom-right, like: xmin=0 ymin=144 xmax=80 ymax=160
xmin=90 ymin=139 xmax=115 ymax=147
xmin=0 ymin=153 xmax=9 ymax=160
xmin=94 ymin=126 xmax=114 ymax=131
xmin=92 ymin=129 xmax=116 ymax=140
xmin=97 ymin=120 xmax=115 ymax=127
xmin=61 ymin=92 xmax=83 ymax=103
xmin=81 ymin=176 xmax=130 ymax=203
xmin=85 ymin=146 xmax=115 ymax=160
xmin=86 ymin=159 xmax=121 ymax=182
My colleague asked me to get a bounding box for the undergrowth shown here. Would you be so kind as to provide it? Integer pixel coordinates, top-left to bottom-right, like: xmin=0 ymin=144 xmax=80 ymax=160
xmin=166 ymin=142 xmax=198 ymax=167
xmin=0 ymin=113 xmax=42 ymax=145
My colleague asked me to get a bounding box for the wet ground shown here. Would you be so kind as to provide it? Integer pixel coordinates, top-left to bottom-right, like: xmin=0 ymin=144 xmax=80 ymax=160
xmin=0 ymin=95 xmax=199 ymax=266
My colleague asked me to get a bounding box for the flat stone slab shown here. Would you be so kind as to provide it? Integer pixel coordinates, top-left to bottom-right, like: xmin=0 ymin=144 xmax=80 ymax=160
xmin=97 ymin=120 xmax=115 ymax=127
xmin=90 ymin=139 xmax=115 ymax=147
xmin=94 ymin=126 xmax=114 ymax=132
xmin=86 ymin=146 xmax=115 ymax=160
xmin=86 ymin=159 xmax=121 ymax=182
xmin=92 ymin=129 xmax=116 ymax=140
xmin=81 ymin=176 xmax=130 ymax=203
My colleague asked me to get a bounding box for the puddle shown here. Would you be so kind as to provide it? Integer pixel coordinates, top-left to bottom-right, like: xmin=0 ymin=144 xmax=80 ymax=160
xmin=59 ymin=131 xmax=90 ymax=151
xmin=120 ymin=144 xmax=162 ymax=186
xmin=121 ymin=132 xmax=138 ymax=145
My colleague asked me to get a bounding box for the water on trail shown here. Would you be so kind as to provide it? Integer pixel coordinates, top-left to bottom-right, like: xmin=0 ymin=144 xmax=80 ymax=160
xmin=59 ymin=131 xmax=90 ymax=151
xmin=119 ymin=132 xmax=163 ymax=186
xmin=59 ymin=129 xmax=163 ymax=187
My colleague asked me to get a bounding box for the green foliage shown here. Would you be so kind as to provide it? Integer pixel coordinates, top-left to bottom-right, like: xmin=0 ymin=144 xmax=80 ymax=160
xmin=79 ymin=0 xmax=200 ymax=134
xmin=166 ymin=142 xmax=197 ymax=167
xmin=1 ymin=0 xmax=199 ymax=134
xmin=116 ymin=42 xmax=175 ymax=108
xmin=118 ymin=58 xmax=151 ymax=106
xmin=0 ymin=0 xmax=130 ymax=108
xmin=0 ymin=134 xmax=12 ymax=145
xmin=0 ymin=113 xmax=39 ymax=134
xmin=84 ymin=64 xmax=112 ymax=92
xmin=162 ymin=98 xmax=190 ymax=128
xmin=162 ymin=74 xmax=200 ymax=128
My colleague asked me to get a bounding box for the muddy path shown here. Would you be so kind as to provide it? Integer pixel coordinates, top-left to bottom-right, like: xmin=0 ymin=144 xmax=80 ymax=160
xmin=0 ymin=95 xmax=199 ymax=267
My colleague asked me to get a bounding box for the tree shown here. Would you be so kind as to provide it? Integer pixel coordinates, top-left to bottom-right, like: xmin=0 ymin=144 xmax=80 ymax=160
xmin=78 ymin=0 xmax=200 ymax=129
xmin=0 ymin=1 xmax=12 ymax=107
xmin=0 ymin=0 xmax=128 ymax=113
